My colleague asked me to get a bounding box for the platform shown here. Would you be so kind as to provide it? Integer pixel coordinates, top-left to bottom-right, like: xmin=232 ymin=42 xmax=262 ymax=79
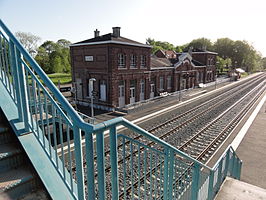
xmin=213 ymin=91 xmax=266 ymax=199
xmin=234 ymin=92 xmax=266 ymax=189
xmin=215 ymin=177 xmax=266 ymax=200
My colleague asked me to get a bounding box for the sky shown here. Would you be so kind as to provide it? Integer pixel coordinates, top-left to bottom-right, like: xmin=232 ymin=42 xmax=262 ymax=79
xmin=1 ymin=0 xmax=266 ymax=56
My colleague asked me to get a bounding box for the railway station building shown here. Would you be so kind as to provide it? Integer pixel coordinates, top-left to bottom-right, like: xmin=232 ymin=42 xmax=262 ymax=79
xmin=70 ymin=27 xmax=217 ymax=111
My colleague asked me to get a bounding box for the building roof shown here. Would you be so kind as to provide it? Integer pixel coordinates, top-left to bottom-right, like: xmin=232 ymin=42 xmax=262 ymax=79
xmin=192 ymin=59 xmax=205 ymax=66
xmin=155 ymin=49 xmax=177 ymax=59
xmin=70 ymin=33 xmax=151 ymax=48
xmin=150 ymin=55 xmax=173 ymax=69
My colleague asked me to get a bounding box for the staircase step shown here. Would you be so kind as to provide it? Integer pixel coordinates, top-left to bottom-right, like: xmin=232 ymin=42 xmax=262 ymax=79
xmin=19 ymin=189 xmax=51 ymax=200
xmin=0 ymin=167 xmax=38 ymax=200
xmin=0 ymin=125 xmax=14 ymax=145
xmin=0 ymin=143 xmax=24 ymax=173
xmin=0 ymin=126 xmax=9 ymax=134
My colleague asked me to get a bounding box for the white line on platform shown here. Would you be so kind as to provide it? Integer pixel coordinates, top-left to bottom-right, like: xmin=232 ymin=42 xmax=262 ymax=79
xmin=231 ymin=93 xmax=266 ymax=150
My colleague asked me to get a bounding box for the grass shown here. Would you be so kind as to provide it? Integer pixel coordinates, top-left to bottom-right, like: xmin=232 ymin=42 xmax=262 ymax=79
xmin=26 ymin=73 xmax=72 ymax=86
xmin=47 ymin=73 xmax=72 ymax=85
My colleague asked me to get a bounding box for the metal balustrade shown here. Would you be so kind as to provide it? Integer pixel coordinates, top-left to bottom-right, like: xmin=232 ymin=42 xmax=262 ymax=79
xmin=0 ymin=19 xmax=242 ymax=200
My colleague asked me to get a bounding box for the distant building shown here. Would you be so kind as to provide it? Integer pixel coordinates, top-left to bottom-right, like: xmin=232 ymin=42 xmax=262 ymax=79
xmin=70 ymin=28 xmax=217 ymax=111
xmin=155 ymin=49 xmax=177 ymax=59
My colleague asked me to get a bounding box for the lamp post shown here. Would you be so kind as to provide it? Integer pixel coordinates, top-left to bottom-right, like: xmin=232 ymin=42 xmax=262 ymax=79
xmin=215 ymin=74 xmax=218 ymax=89
xmin=89 ymin=78 xmax=96 ymax=124
xmin=179 ymin=72 xmax=182 ymax=101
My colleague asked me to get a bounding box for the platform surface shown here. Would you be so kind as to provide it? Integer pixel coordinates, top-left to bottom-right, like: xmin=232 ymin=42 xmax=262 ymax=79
xmin=235 ymin=94 xmax=266 ymax=189
xmin=215 ymin=177 xmax=266 ymax=200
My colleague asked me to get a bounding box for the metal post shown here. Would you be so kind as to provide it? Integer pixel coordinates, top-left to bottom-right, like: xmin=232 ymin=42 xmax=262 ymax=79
xmin=9 ymin=41 xmax=23 ymax=120
xmin=73 ymin=82 xmax=78 ymax=110
xmin=73 ymin=126 xmax=85 ymax=200
xmin=207 ymin=170 xmax=214 ymax=200
xmin=179 ymin=72 xmax=182 ymax=101
xmin=237 ymin=160 xmax=242 ymax=180
xmin=15 ymin=48 xmax=30 ymax=131
xmin=191 ymin=163 xmax=200 ymax=200
xmin=163 ymin=148 xmax=169 ymax=199
xmin=168 ymin=149 xmax=174 ymax=199
xmin=215 ymin=75 xmax=217 ymax=89
xmin=109 ymin=126 xmax=119 ymax=199
xmin=96 ymin=131 xmax=106 ymax=200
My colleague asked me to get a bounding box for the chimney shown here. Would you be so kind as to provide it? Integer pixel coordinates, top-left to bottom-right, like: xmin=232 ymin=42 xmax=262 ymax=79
xmin=112 ymin=27 xmax=121 ymax=37
xmin=94 ymin=29 xmax=100 ymax=37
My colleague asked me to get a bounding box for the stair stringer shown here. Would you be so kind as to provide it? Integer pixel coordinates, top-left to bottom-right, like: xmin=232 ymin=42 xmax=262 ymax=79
xmin=0 ymin=81 xmax=78 ymax=200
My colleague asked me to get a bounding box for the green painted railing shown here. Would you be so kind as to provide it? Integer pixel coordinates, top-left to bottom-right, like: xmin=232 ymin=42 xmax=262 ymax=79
xmin=0 ymin=19 xmax=242 ymax=200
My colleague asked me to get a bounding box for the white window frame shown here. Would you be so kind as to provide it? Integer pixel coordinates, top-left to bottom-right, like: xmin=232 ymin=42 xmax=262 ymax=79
xmin=140 ymin=79 xmax=145 ymax=93
xmin=99 ymin=80 xmax=107 ymax=101
xmin=167 ymin=76 xmax=172 ymax=89
xmin=130 ymin=54 xmax=137 ymax=68
xmin=140 ymin=55 xmax=146 ymax=68
xmin=159 ymin=77 xmax=164 ymax=91
xmin=118 ymin=53 xmax=126 ymax=68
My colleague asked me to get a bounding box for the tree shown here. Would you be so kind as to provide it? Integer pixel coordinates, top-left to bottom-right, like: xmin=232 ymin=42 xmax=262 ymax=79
xmin=15 ymin=31 xmax=41 ymax=56
xmin=35 ymin=39 xmax=71 ymax=73
xmin=216 ymin=56 xmax=232 ymax=74
xmin=35 ymin=47 xmax=51 ymax=73
xmin=261 ymin=57 xmax=266 ymax=70
xmin=57 ymin=39 xmax=71 ymax=49
xmin=185 ymin=38 xmax=214 ymax=51
xmin=146 ymin=38 xmax=176 ymax=54
xmin=213 ymin=38 xmax=234 ymax=59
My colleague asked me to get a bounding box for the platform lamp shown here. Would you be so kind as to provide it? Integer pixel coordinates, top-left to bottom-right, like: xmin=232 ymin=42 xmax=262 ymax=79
xmin=89 ymin=78 xmax=96 ymax=124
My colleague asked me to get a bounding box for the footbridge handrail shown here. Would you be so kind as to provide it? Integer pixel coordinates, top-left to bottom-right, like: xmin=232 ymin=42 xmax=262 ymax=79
xmin=0 ymin=19 xmax=242 ymax=200
xmin=0 ymin=19 xmax=93 ymax=132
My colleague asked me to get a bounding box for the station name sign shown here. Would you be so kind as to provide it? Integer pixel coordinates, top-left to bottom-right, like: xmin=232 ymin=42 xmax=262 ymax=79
xmin=85 ymin=55 xmax=93 ymax=62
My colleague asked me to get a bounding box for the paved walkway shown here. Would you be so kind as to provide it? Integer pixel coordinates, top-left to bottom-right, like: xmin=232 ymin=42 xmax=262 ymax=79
xmin=234 ymin=93 xmax=266 ymax=189
xmin=215 ymin=177 xmax=266 ymax=200
xmin=213 ymin=91 xmax=266 ymax=199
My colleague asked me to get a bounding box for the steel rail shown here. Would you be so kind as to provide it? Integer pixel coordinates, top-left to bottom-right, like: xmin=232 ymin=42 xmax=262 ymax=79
xmin=119 ymin=79 xmax=265 ymax=199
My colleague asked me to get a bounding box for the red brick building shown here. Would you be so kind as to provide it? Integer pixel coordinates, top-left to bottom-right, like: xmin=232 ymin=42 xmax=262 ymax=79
xmin=70 ymin=28 xmax=217 ymax=111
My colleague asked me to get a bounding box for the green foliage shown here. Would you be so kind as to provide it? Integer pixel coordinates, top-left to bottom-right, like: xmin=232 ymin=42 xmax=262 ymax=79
xmin=214 ymin=39 xmax=262 ymax=72
xmin=185 ymin=38 xmax=214 ymax=51
xmin=146 ymin=38 xmax=177 ymax=54
xmin=35 ymin=39 xmax=71 ymax=74
xmin=147 ymin=36 xmax=263 ymax=73
xmin=213 ymin=38 xmax=234 ymax=59
xmin=261 ymin=57 xmax=266 ymax=70
xmin=216 ymin=56 xmax=232 ymax=74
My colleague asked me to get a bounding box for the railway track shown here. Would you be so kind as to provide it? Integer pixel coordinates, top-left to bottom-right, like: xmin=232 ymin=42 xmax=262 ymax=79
xmin=117 ymin=80 xmax=266 ymax=199
xmin=67 ymin=74 xmax=265 ymax=199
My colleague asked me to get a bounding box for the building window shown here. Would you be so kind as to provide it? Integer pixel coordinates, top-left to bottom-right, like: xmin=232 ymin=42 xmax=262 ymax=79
xmin=130 ymin=54 xmax=137 ymax=68
xmin=140 ymin=79 xmax=145 ymax=93
xmin=159 ymin=77 xmax=164 ymax=91
xmin=167 ymin=76 xmax=172 ymax=89
xmin=207 ymin=58 xmax=211 ymax=66
xmin=99 ymin=80 xmax=107 ymax=101
xmin=118 ymin=53 xmax=126 ymax=68
xmin=140 ymin=55 xmax=146 ymax=68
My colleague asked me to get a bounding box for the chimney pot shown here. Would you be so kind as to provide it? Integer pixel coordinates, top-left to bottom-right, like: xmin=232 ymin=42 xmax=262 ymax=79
xmin=94 ymin=29 xmax=100 ymax=37
xmin=112 ymin=27 xmax=121 ymax=37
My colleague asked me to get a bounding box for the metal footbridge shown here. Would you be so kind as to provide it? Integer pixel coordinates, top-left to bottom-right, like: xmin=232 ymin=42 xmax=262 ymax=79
xmin=0 ymin=19 xmax=242 ymax=200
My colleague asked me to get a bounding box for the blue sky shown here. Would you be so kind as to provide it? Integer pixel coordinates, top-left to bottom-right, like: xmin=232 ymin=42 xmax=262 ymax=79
xmin=1 ymin=0 xmax=266 ymax=56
